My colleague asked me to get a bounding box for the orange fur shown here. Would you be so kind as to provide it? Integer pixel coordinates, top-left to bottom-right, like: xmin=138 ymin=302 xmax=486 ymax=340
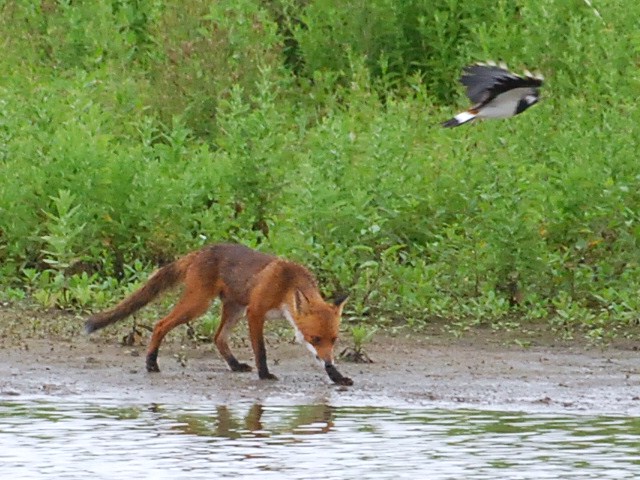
xmin=85 ymin=244 xmax=352 ymax=385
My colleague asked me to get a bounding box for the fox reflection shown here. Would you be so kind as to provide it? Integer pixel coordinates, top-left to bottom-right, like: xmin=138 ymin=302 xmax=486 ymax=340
xmin=166 ymin=403 xmax=334 ymax=438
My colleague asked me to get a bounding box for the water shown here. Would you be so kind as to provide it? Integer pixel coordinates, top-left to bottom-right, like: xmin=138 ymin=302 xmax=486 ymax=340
xmin=1 ymin=400 xmax=639 ymax=479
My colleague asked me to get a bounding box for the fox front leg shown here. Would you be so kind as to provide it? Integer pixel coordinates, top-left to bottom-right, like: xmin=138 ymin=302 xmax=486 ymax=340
xmin=325 ymin=363 xmax=353 ymax=386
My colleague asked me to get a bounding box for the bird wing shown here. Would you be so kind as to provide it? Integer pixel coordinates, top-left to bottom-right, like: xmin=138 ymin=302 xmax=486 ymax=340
xmin=460 ymin=63 xmax=544 ymax=106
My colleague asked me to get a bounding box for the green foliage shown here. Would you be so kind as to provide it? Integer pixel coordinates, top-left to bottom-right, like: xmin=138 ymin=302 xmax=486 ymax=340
xmin=193 ymin=312 xmax=221 ymax=340
xmin=141 ymin=0 xmax=286 ymax=136
xmin=349 ymin=324 xmax=378 ymax=354
xmin=40 ymin=190 xmax=87 ymax=270
xmin=1 ymin=0 xmax=639 ymax=340
xmin=280 ymin=0 xmax=506 ymax=100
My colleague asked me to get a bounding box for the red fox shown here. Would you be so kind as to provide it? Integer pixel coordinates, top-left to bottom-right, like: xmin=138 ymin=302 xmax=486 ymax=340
xmin=85 ymin=243 xmax=353 ymax=385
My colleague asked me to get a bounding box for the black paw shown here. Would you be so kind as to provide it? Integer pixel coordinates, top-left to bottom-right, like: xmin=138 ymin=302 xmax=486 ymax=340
xmin=233 ymin=362 xmax=252 ymax=372
xmin=325 ymin=363 xmax=353 ymax=386
xmin=146 ymin=352 xmax=160 ymax=372
xmin=259 ymin=372 xmax=278 ymax=381
xmin=335 ymin=376 xmax=354 ymax=386
xmin=146 ymin=362 xmax=160 ymax=373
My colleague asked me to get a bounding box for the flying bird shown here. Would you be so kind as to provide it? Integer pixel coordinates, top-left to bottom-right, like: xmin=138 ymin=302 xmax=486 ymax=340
xmin=442 ymin=61 xmax=544 ymax=128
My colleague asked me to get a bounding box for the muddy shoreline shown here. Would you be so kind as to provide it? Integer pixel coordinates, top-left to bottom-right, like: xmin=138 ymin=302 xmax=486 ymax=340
xmin=1 ymin=306 xmax=639 ymax=414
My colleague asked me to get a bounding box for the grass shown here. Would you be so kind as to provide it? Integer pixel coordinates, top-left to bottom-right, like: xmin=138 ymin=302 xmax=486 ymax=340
xmin=1 ymin=0 xmax=640 ymax=341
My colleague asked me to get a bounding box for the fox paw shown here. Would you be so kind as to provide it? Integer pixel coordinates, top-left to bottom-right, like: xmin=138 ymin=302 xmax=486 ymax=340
xmin=231 ymin=362 xmax=252 ymax=372
xmin=325 ymin=363 xmax=353 ymax=386
xmin=335 ymin=376 xmax=354 ymax=386
xmin=146 ymin=352 xmax=160 ymax=372
xmin=146 ymin=362 xmax=160 ymax=373
xmin=259 ymin=372 xmax=278 ymax=381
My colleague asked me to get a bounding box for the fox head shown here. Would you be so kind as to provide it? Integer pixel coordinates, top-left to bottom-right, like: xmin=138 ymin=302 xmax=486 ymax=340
xmin=285 ymin=291 xmax=348 ymax=368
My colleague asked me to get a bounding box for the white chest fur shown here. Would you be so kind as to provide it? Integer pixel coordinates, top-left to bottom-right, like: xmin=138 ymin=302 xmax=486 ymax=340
xmin=269 ymin=305 xmax=322 ymax=364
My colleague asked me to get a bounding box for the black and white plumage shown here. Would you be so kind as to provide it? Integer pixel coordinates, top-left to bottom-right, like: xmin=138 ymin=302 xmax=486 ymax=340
xmin=442 ymin=61 xmax=544 ymax=128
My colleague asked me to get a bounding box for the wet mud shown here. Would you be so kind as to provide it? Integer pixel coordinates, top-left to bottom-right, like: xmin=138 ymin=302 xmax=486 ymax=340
xmin=1 ymin=309 xmax=638 ymax=415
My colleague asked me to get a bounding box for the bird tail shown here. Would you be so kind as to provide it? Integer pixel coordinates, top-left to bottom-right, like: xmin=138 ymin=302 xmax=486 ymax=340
xmin=442 ymin=110 xmax=477 ymax=128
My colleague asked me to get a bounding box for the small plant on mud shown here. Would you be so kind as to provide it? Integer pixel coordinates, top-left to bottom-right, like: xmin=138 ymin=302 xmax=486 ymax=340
xmin=174 ymin=347 xmax=188 ymax=368
xmin=340 ymin=324 xmax=376 ymax=363
xmin=187 ymin=313 xmax=220 ymax=343
xmin=121 ymin=322 xmax=147 ymax=347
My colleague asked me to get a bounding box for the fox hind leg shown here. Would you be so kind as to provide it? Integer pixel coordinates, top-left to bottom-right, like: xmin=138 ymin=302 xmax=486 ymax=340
xmin=146 ymin=287 xmax=213 ymax=372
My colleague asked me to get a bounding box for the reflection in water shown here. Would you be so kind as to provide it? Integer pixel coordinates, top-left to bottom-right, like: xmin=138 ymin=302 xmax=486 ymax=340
xmin=0 ymin=400 xmax=639 ymax=479
xmin=167 ymin=403 xmax=334 ymax=438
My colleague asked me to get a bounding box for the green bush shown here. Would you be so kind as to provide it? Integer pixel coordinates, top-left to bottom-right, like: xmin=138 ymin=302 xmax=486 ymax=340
xmin=1 ymin=0 xmax=639 ymax=339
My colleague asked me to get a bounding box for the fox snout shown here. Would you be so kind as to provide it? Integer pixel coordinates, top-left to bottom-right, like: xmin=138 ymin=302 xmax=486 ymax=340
xmin=304 ymin=342 xmax=333 ymax=367
xmin=312 ymin=343 xmax=352 ymax=385
xmin=307 ymin=339 xmax=336 ymax=364
xmin=296 ymin=333 xmax=352 ymax=386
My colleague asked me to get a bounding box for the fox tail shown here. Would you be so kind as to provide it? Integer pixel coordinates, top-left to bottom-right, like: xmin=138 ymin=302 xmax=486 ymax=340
xmin=85 ymin=255 xmax=192 ymax=333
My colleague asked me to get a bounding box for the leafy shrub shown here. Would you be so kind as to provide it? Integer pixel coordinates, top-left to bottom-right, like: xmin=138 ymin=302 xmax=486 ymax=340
xmin=1 ymin=0 xmax=639 ymax=339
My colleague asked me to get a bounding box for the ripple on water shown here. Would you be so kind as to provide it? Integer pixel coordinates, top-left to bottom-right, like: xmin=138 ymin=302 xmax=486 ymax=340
xmin=1 ymin=400 xmax=639 ymax=479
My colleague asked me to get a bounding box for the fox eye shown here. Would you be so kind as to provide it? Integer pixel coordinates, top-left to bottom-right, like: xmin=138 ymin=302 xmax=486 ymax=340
xmin=310 ymin=336 xmax=322 ymax=346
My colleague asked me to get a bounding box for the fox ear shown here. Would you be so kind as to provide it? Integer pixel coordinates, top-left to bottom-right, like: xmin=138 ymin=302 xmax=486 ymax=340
xmin=293 ymin=289 xmax=309 ymax=314
xmin=333 ymin=293 xmax=349 ymax=314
